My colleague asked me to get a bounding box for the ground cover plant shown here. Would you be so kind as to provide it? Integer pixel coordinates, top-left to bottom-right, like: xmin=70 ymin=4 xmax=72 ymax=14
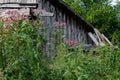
xmin=0 ymin=9 xmax=120 ymax=80
xmin=50 ymin=44 xmax=120 ymax=80
xmin=0 ymin=10 xmax=51 ymax=80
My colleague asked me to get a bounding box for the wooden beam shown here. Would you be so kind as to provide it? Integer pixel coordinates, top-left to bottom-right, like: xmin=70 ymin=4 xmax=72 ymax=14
xmin=101 ymin=34 xmax=113 ymax=46
xmin=33 ymin=9 xmax=54 ymax=17
xmin=94 ymin=28 xmax=105 ymax=46
xmin=0 ymin=8 xmax=30 ymax=18
xmin=88 ymin=32 xmax=99 ymax=46
xmin=0 ymin=3 xmax=37 ymax=8
xmin=0 ymin=0 xmax=37 ymax=3
xmin=40 ymin=10 xmax=54 ymax=17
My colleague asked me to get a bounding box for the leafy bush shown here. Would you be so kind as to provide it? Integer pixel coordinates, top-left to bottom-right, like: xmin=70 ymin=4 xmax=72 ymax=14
xmin=0 ymin=18 xmax=50 ymax=80
xmin=0 ymin=9 xmax=120 ymax=80
xmin=50 ymin=44 xmax=120 ymax=80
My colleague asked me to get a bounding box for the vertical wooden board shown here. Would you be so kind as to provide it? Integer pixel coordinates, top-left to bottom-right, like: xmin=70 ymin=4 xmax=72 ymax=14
xmin=48 ymin=5 xmax=58 ymax=58
xmin=47 ymin=16 xmax=54 ymax=58
xmin=84 ymin=32 xmax=87 ymax=44
xmin=51 ymin=5 xmax=56 ymax=54
xmin=76 ymin=20 xmax=80 ymax=43
xmin=47 ymin=16 xmax=52 ymax=57
xmin=58 ymin=9 xmax=63 ymax=42
xmin=68 ymin=16 xmax=71 ymax=40
xmin=87 ymin=31 xmax=94 ymax=45
xmin=54 ymin=7 xmax=58 ymax=22
xmin=82 ymin=30 xmax=86 ymax=43
xmin=40 ymin=16 xmax=48 ymax=54
xmin=80 ymin=22 xmax=85 ymax=43
xmin=57 ymin=8 xmax=61 ymax=42
xmin=63 ymin=12 xmax=67 ymax=40
xmin=71 ymin=18 xmax=74 ymax=41
xmin=78 ymin=23 xmax=82 ymax=42
xmin=72 ymin=19 xmax=75 ymax=41
xmin=45 ymin=16 xmax=50 ymax=56
xmin=44 ymin=1 xmax=49 ymax=11
xmin=74 ymin=20 xmax=78 ymax=42
xmin=54 ymin=7 xmax=58 ymax=42
xmin=41 ymin=0 xmax=45 ymax=9
xmin=38 ymin=0 xmax=42 ymax=8
xmin=49 ymin=3 xmax=55 ymax=13
xmin=86 ymin=34 xmax=90 ymax=44
xmin=59 ymin=9 xmax=62 ymax=23
xmin=49 ymin=16 xmax=55 ymax=58
xmin=73 ymin=20 xmax=76 ymax=41
xmin=72 ymin=19 xmax=77 ymax=41
xmin=83 ymin=24 xmax=87 ymax=44
xmin=65 ymin=13 xmax=68 ymax=39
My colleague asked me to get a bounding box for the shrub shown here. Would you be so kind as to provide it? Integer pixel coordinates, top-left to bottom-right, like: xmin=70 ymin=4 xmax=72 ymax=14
xmin=0 ymin=14 xmax=50 ymax=79
xmin=50 ymin=44 xmax=120 ymax=80
xmin=0 ymin=9 xmax=120 ymax=80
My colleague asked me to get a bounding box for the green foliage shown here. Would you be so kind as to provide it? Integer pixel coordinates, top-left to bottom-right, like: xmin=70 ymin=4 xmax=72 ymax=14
xmin=50 ymin=44 xmax=120 ymax=80
xmin=0 ymin=7 xmax=120 ymax=80
xmin=0 ymin=20 xmax=50 ymax=80
xmin=64 ymin=0 xmax=120 ymax=44
xmin=0 ymin=18 xmax=120 ymax=80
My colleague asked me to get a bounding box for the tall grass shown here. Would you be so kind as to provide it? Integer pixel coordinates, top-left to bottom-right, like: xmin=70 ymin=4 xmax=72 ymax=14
xmin=49 ymin=44 xmax=120 ymax=80
xmin=0 ymin=19 xmax=50 ymax=80
xmin=0 ymin=12 xmax=120 ymax=80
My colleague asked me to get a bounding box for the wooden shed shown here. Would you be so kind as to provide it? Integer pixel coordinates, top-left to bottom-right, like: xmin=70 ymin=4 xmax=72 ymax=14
xmin=0 ymin=0 xmax=112 ymax=57
xmin=37 ymin=0 xmax=95 ymax=46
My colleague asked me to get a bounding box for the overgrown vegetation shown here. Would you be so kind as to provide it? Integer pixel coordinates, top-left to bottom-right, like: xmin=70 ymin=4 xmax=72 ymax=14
xmin=0 ymin=1 xmax=120 ymax=79
xmin=0 ymin=17 xmax=120 ymax=80
xmin=50 ymin=45 xmax=120 ymax=80
xmin=0 ymin=19 xmax=50 ymax=80
xmin=64 ymin=0 xmax=120 ymax=45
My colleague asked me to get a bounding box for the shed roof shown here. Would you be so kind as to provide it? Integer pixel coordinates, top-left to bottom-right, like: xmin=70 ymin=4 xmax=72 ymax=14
xmin=48 ymin=0 xmax=95 ymax=32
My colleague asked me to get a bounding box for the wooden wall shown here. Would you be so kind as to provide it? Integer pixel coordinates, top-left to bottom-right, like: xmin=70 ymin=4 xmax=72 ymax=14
xmin=0 ymin=0 xmax=37 ymax=3
xmin=37 ymin=0 xmax=94 ymax=57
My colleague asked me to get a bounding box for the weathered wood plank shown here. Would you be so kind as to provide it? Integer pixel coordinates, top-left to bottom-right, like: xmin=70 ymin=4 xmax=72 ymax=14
xmin=77 ymin=23 xmax=81 ymax=42
xmin=68 ymin=15 xmax=71 ymax=40
xmin=0 ymin=0 xmax=37 ymax=3
xmin=76 ymin=21 xmax=79 ymax=42
xmin=102 ymin=34 xmax=113 ymax=46
xmin=37 ymin=0 xmax=96 ymax=57
xmin=74 ymin=20 xmax=77 ymax=42
xmin=71 ymin=18 xmax=74 ymax=41
xmin=41 ymin=10 xmax=54 ymax=17
xmin=88 ymin=32 xmax=99 ymax=46
xmin=62 ymin=11 xmax=66 ymax=41
xmin=0 ymin=4 xmax=37 ymax=8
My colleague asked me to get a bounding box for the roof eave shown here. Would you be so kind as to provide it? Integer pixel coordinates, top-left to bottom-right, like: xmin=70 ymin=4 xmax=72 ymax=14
xmin=48 ymin=0 xmax=95 ymax=32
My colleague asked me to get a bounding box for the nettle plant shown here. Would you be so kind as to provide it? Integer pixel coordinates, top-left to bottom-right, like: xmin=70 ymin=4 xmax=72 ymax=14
xmin=0 ymin=9 xmax=68 ymax=79
xmin=0 ymin=9 xmax=50 ymax=79
xmin=0 ymin=9 xmax=120 ymax=80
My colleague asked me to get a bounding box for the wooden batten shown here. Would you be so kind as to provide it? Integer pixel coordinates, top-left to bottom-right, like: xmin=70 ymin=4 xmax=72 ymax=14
xmin=94 ymin=28 xmax=105 ymax=46
xmin=0 ymin=0 xmax=37 ymax=4
xmin=0 ymin=0 xmax=112 ymax=56
xmin=40 ymin=10 xmax=54 ymax=17
xmin=88 ymin=32 xmax=99 ymax=46
xmin=101 ymin=34 xmax=113 ymax=46
xmin=0 ymin=0 xmax=38 ymax=9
